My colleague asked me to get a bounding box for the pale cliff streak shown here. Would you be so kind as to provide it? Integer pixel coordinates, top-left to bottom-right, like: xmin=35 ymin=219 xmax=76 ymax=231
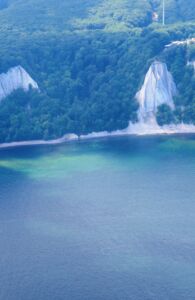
xmin=1 ymin=61 xmax=195 ymax=149
xmin=187 ymin=61 xmax=195 ymax=73
xmin=136 ymin=61 xmax=177 ymax=124
xmin=0 ymin=66 xmax=39 ymax=101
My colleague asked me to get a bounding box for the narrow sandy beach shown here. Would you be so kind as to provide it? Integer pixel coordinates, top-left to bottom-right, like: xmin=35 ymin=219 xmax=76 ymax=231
xmin=1 ymin=122 xmax=195 ymax=149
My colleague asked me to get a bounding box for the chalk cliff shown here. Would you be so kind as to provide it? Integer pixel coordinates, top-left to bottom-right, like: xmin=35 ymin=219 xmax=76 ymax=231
xmin=136 ymin=61 xmax=177 ymax=124
xmin=1 ymin=60 xmax=195 ymax=147
xmin=0 ymin=66 xmax=38 ymax=101
xmin=165 ymin=38 xmax=195 ymax=49
xmin=188 ymin=61 xmax=195 ymax=72
xmin=82 ymin=60 xmax=195 ymax=138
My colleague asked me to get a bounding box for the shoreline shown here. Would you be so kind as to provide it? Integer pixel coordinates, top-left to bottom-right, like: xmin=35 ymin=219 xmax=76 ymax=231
xmin=1 ymin=122 xmax=195 ymax=150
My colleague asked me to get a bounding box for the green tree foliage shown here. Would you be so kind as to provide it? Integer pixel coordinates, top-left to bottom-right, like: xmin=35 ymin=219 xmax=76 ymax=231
xmin=0 ymin=0 xmax=195 ymax=142
xmin=156 ymin=104 xmax=175 ymax=126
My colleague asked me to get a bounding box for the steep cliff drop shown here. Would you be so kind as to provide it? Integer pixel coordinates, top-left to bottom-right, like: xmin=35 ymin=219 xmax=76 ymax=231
xmin=188 ymin=61 xmax=195 ymax=73
xmin=0 ymin=66 xmax=39 ymax=101
xmin=1 ymin=61 xmax=195 ymax=148
xmin=120 ymin=61 xmax=177 ymax=134
xmin=124 ymin=61 xmax=195 ymax=135
xmin=136 ymin=61 xmax=176 ymax=123
xmin=80 ymin=60 xmax=195 ymax=140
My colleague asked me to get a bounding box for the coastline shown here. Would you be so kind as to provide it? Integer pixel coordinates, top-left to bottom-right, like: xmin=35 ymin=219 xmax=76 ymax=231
xmin=1 ymin=122 xmax=195 ymax=150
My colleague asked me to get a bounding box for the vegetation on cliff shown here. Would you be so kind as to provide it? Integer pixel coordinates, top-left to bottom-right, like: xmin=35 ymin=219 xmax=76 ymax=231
xmin=0 ymin=0 xmax=195 ymax=142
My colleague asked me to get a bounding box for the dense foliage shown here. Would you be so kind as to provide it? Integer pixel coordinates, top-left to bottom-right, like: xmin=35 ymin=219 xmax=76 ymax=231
xmin=0 ymin=0 xmax=195 ymax=142
xmin=157 ymin=43 xmax=195 ymax=126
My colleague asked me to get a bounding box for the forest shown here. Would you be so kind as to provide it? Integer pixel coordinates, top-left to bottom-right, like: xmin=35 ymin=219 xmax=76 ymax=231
xmin=0 ymin=0 xmax=195 ymax=142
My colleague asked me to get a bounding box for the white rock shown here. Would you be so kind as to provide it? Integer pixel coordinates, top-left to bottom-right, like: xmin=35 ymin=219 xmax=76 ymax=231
xmin=136 ymin=61 xmax=177 ymax=123
xmin=0 ymin=66 xmax=38 ymax=101
xmin=187 ymin=60 xmax=195 ymax=72
xmin=165 ymin=38 xmax=195 ymax=49
xmin=82 ymin=61 xmax=195 ymax=138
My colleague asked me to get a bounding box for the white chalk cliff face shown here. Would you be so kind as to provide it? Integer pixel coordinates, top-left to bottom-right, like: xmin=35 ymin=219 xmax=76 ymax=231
xmin=1 ymin=60 xmax=195 ymax=147
xmin=136 ymin=61 xmax=177 ymax=124
xmin=122 ymin=60 xmax=195 ymax=135
xmin=81 ymin=60 xmax=195 ymax=139
xmin=0 ymin=66 xmax=38 ymax=101
xmin=188 ymin=61 xmax=195 ymax=73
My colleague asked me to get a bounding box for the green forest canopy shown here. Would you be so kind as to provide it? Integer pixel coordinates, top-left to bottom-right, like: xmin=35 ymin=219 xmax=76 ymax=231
xmin=0 ymin=0 xmax=195 ymax=142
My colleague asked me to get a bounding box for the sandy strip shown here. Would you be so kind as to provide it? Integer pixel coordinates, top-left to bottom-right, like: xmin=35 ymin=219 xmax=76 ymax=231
xmin=0 ymin=122 xmax=195 ymax=149
xmin=0 ymin=134 xmax=79 ymax=149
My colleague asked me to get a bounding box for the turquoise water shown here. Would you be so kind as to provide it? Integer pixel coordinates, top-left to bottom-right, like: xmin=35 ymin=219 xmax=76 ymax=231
xmin=0 ymin=135 xmax=195 ymax=300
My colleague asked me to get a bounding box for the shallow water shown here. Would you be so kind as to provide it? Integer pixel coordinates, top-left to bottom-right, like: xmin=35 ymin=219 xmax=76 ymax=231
xmin=0 ymin=135 xmax=195 ymax=300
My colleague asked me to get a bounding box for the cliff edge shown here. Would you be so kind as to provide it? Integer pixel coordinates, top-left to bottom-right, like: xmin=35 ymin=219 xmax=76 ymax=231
xmin=136 ymin=61 xmax=177 ymax=123
xmin=0 ymin=66 xmax=38 ymax=101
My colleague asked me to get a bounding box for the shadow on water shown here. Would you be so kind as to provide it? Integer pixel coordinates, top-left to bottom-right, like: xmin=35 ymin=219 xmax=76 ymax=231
xmin=0 ymin=165 xmax=27 ymax=183
xmin=0 ymin=165 xmax=33 ymax=216
xmin=1 ymin=133 xmax=195 ymax=158
xmin=0 ymin=135 xmax=195 ymax=300
xmin=0 ymin=134 xmax=195 ymax=181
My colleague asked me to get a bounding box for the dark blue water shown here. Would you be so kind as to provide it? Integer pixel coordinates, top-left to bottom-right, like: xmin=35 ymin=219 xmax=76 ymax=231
xmin=0 ymin=135 xmax=195 ymax=300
